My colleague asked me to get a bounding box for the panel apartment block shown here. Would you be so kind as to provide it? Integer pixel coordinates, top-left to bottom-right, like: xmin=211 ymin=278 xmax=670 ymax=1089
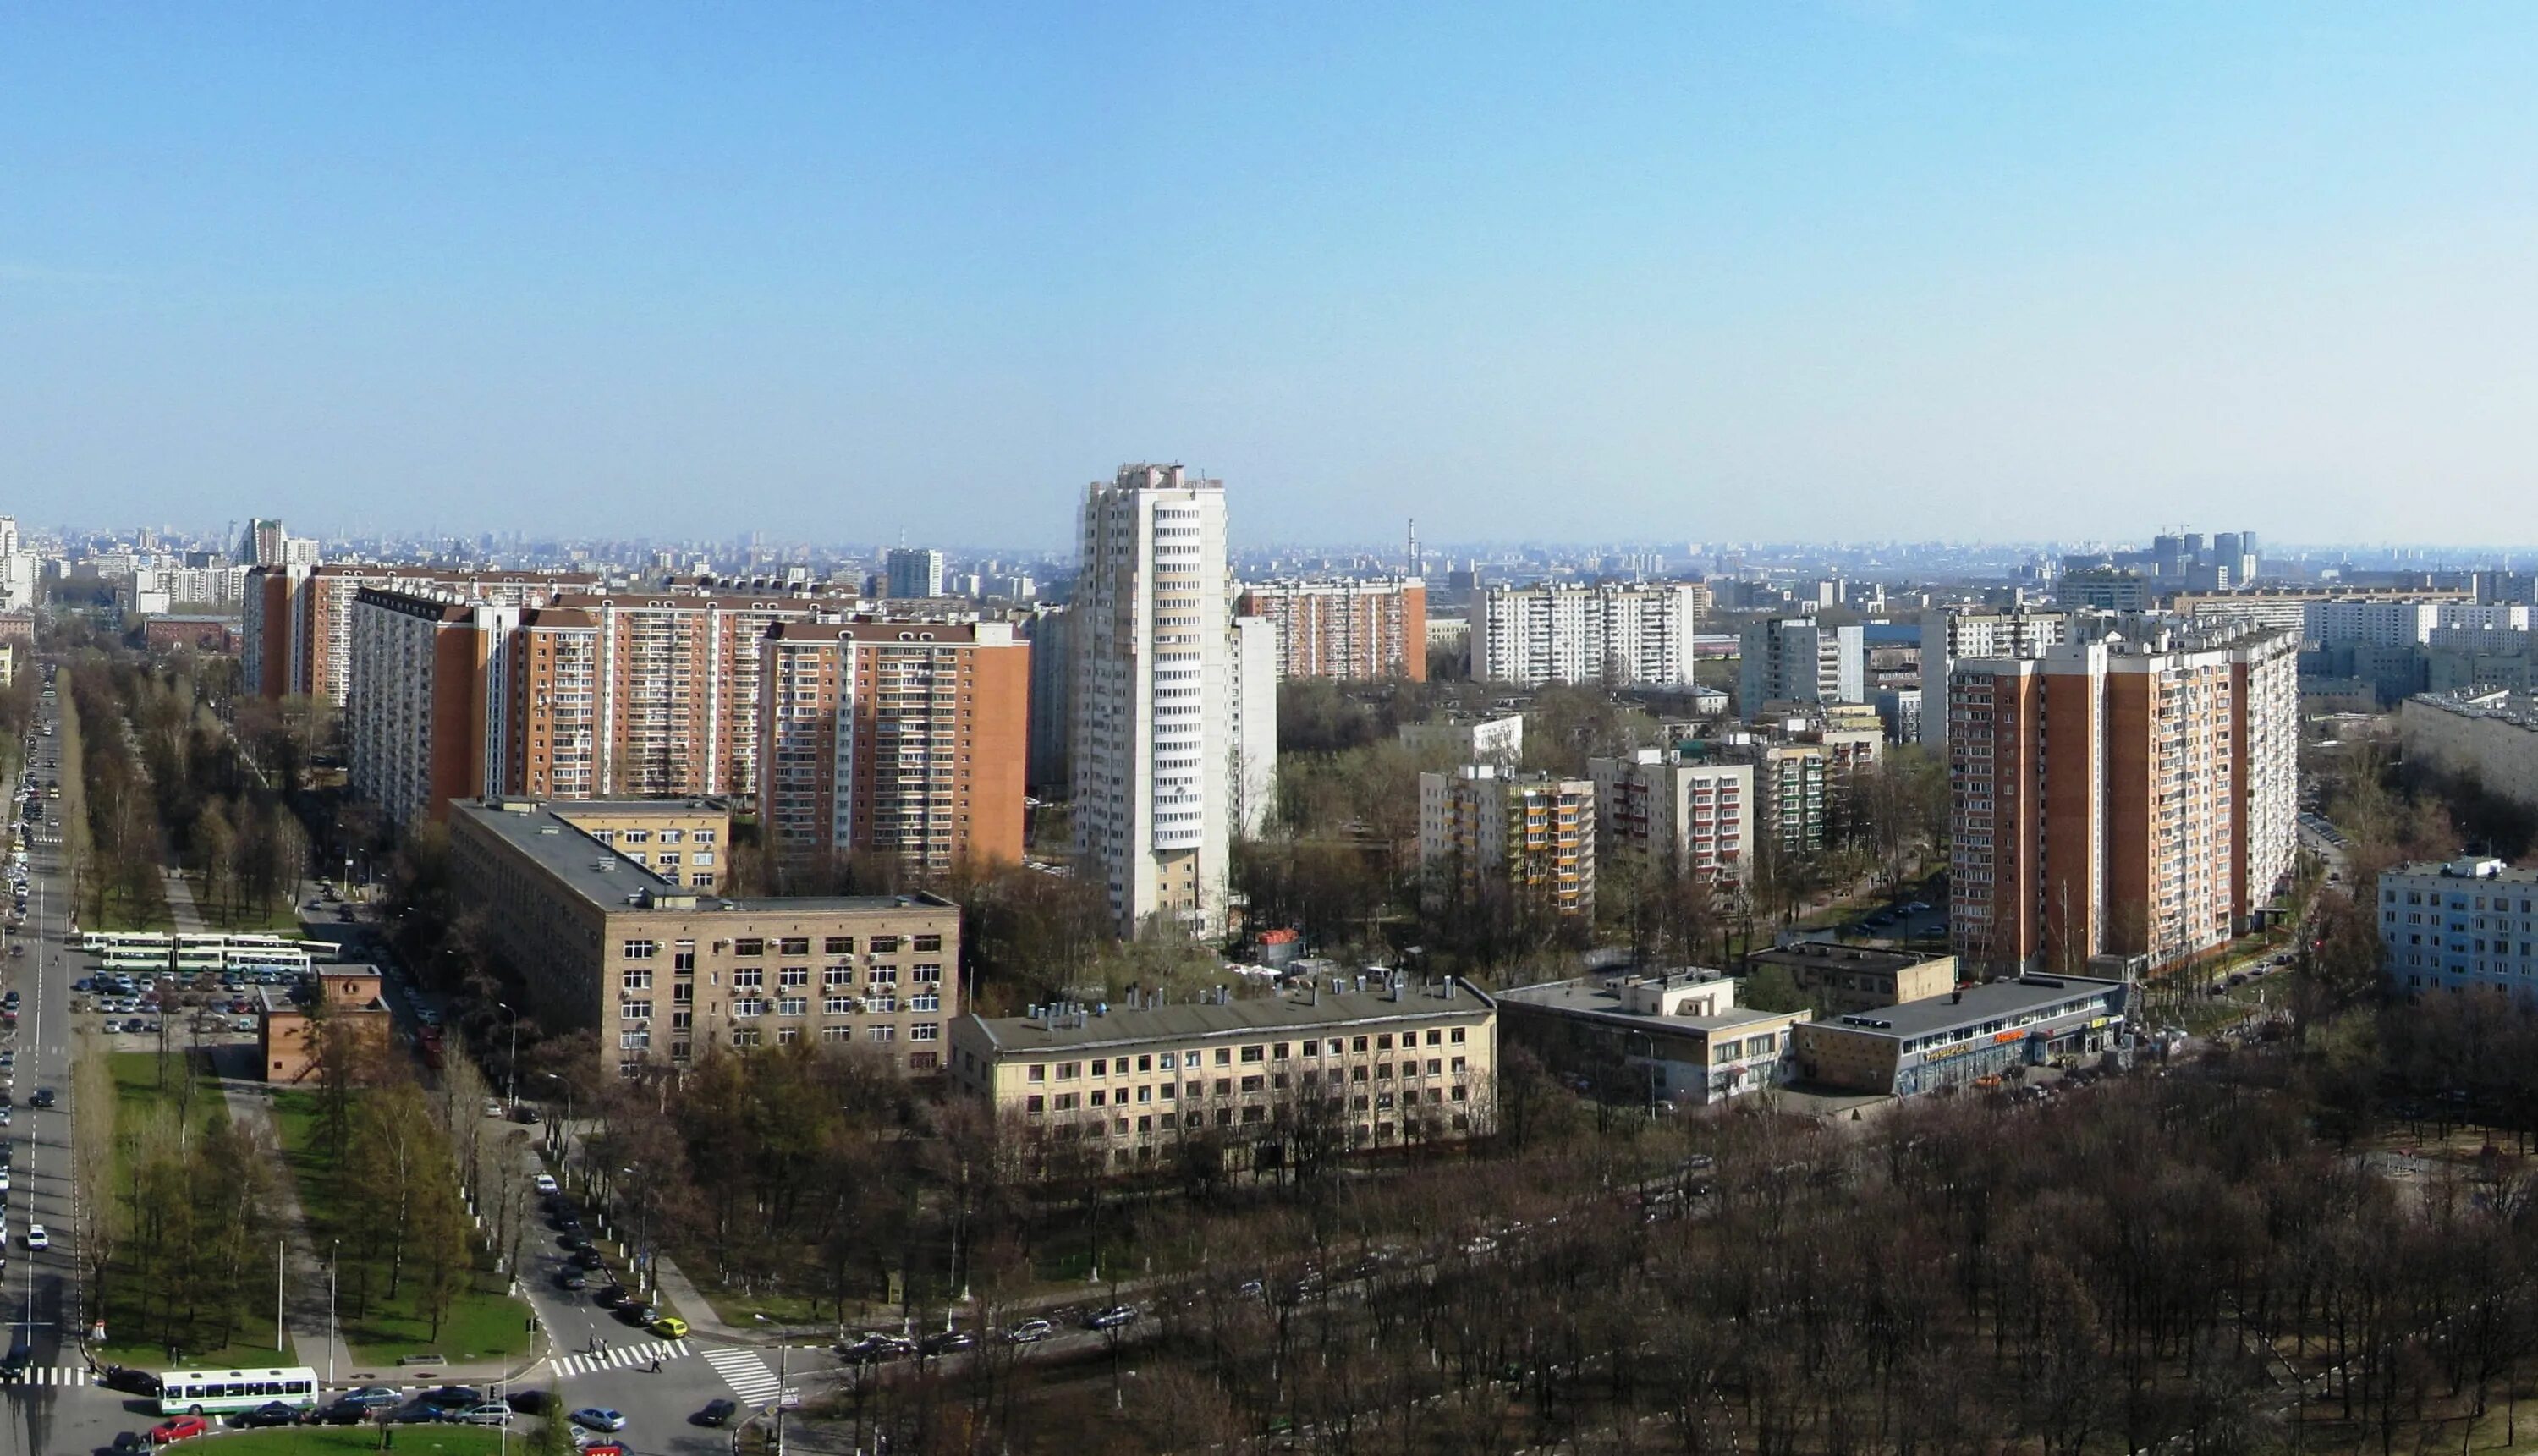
xmin=1478 ymin=582 xmax=1702 ymax=689
xmin=1947 ymin=628 xmax=2297 ymax=978
xmin=449 ymin=799 xmax=961 ymax=1082
xmin=1417 ymin=765 xmax=1596 ymax=919
xmin=756 ymin=619 xmax=1030 ymax=874
xmin=1234 ymin=578 xmax=1428 ymax=681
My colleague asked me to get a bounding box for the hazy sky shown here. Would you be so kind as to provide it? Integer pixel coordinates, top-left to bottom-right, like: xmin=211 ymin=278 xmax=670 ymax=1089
xmin=9 ymin=3 xmax=2538 ymax=548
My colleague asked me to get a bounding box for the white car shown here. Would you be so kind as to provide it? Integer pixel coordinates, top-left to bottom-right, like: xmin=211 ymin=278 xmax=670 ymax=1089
xmin=25 ymin=1225 xmax=46 ymax=1250
xmin=533 ymin=1174 xmax=559 ymax=1195
xmin=0 ymin=1170 xmax=13 ymax=1192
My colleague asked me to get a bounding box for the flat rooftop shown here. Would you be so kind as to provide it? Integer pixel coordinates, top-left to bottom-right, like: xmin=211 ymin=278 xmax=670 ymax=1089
xmin=967 ymin=981 xmax=1492 ymax=1055
xmin=1746 ymin=942 xmax=1952 ymax=978
xmin=1812 ymin=975 xmax=2127 ymax=1041
xmin=1497 ymin=977 xmax=1792 ymax=1035
xmin=453 ymin=799 xmax=953 ymax=917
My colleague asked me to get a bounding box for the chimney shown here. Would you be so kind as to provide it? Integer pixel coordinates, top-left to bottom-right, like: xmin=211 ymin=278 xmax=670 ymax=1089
xmin=1445 ymin=975 xmax=1458 ymax=1000
xmin=1392 ymin=977 xmax=1403 ymax=1003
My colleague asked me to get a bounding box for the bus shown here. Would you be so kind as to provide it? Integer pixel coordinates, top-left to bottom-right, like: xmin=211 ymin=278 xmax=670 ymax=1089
xmin=157 ymin=1366 xmax=321 ymax=1417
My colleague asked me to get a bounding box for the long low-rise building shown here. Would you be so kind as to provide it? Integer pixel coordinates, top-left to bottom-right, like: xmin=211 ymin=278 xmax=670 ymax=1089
xmin=2378 ymin=857 xmax=2538 ymax=997
xmin=448 ymin=799 xmax=961 ymax=1083
xmin=2400 ymin=689 xmax=2538 ymax=812
xmin=949 ymin=975 xmax=1497 ymax=1173
xmin=1497 ymin=970 xmax=1806 ymax=1107
xmin=1789 ymin=974 xmax=2129 ymax=1096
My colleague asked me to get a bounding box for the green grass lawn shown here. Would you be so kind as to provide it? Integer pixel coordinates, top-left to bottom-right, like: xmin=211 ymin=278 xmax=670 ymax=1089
xmin=185 ymin=873 xmax=309 ymax=931
xmin=93 ymin=1047 xmax=289 ymax=1369
xmin=268 ymin=1091 xmax=532 ymax=1365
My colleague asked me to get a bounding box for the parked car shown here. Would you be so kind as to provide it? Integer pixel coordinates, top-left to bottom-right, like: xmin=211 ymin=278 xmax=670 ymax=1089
xmin=231 ymin=1401 xmax=303 ymax=1429
xmin=146 ymin=1415 xmax=211 ymax=1443
xmin=919 ymin=1329 xmax=976 ymax=1357
xmin=418 ymin=1385 xmax=485 ymax=1411
xmin=1003 ymin=1318 xmax=1054 ymax=1343
xmin=570 ymin=1407 xmax=628 ymax=1431
xmin=533 ymin=1173 xmax=559 ymax=1195
xmin=592 ymin=1283 xmax=629 ymax=1308
xmin=451 ymin=1402 xmax=514 ymax=1426
xmin=555 ymin=1270 xmax=589 ymax=1291
xmin=1083 ymin=1305 xmax=1137 ymax=1331
xmin=616 ymin=1303 xmax=660 ymax=1327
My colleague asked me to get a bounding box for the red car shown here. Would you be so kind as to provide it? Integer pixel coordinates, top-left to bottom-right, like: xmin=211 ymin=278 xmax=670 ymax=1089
xmin=148 ymin=1415 xmax=210 ymax=1443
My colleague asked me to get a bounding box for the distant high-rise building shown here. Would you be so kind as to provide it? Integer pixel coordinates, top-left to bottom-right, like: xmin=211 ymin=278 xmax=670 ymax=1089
xmin=1738 ymin=619 xmax=1864 ymax=717
xmin=1230 ymin=614 xmax=1279 ymax=838
xmin=884 ymin=547 xmax=945 ymax=599
xmin=1234 ymin=578 xmax=1428 ymax=681
xmin=1478 ymin=583 xmax=1702 ymax=688
xmin=241 ymin=519 xmax=289 ymax=568
xmin=1019 ymin=606 xmax=1073 ymax=795
xmin=1917 ymin=609 xmax=2075 ymax=749
xmin=1947 ymin=627 xmax=2298 ymax=977
xmin=1072 ymin=464 xmax=1239 ymax=935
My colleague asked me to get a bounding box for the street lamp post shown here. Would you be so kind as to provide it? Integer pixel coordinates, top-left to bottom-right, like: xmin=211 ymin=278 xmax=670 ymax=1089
xmin=327 ymin=1240 xmax=339 ymax=1387
xmin=539 ymin=1071 xmax=574 ymax=1162
xmin=495 ymin=1003 xmax=520 ymax=1112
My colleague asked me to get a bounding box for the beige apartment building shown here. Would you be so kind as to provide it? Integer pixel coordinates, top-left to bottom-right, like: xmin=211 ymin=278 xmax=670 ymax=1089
xmin=545 ymin=799 xmax=732 ymax=893
xmin=1586 ymin=749 xmax=1751 ymax=887
xmin=1417 ymin=765 xmax=1596 ymax=919
xmin=448 ymin=799 xmax=961 ymax=1081
xmin=949 ymin=976 xmax=1497 ymax=1171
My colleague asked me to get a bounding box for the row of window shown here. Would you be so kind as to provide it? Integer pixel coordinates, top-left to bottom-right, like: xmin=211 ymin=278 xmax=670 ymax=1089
xmin=1021 ymin=1026 xmax=1470 ymax=1083
xmin=1029 ymin=1085 xmax=1472 ymax=1119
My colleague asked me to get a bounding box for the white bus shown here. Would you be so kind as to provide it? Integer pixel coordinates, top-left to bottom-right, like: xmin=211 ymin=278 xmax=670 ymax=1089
xmin=157 ymin=1365 xmax=321 ymax=1416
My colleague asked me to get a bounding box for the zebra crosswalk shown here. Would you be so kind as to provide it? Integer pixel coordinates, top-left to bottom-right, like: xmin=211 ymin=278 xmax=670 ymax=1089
xmin=702 ymin=1345 xmax=783 ymax=1404
xmin=550 ymin=1337 xmax=690 ymax=1379
xmin=1 ymin=1367 xmax=90 ymax=1387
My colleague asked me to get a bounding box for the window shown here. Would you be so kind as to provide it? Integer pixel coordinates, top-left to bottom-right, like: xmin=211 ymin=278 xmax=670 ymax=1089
xmin=1214 ymin=1047 xmax=1232 ymax=1066
xmin=913 ymin=963 xmax=943 ymax=983
xmin=1353 ymin=1036 xmax=1369 ymax=1052
xmin=780 ymin=937 xmax=810 ymax=956
xmin=1426 ymin=1030 xmax=1442 ymax=1046
xmin=825 ymin=937 xmax=856 ymax=955
xmin=1058 ymin=1062 xmax=1081 ymax=1079
xmin=618 ymin=1028 xmax=650 ymax=1049
xmin=733 ymin=998 xmax=767 ymax=1018
xmin=1376 ymin=1034 xmax=1393 ymax=1050
xmin=871 ymin=1025 xmax=897 ymax=1043
xmin=868 ymin=967 xmax=898 ymax=985
xmin=825 ymin=965 xmax=854 ymax=986
xmin=1239 ymin=1045 xmax=1265 ymax=1063
xmin=672 ymin=982 xmax=694 ymax=1004
xmin=777 ymin=997 xmax=807 ymax=1016
xmin=733 ymin=967 xmax=765 ymax=987
xmin=733 ymin=937 xmax=765 ymax=958
xmin=733 ymin=1029 xmax=761 ymax=1047
xmin=1091 ymin=1059 xmax=1107 ymax=1077
xmin=1450 ymin=1027 xmax=1467 ymax=1044
xmin=621 ymin=970 xmax=652 ymax=992
xmin=870 ymin=935 xmax=902 ymax=953
xmin=621 ymin=939 xmax=657 ymax=960
xmin=910 ymin=992 xmax=939 ymax=1011
xmin=1027 ymin=1063 xmax=1047 ymax=1083
xmin=914 ymin=933 xmax=943 ymax=952
xmin=1157 ymin=1052 xmax=1178 ymax=1070
xmin=620 ymin=1000 xmax=653 ymax=1021
xmin=1025 ymin=1095 xmax=1045 ymax=1114
xmin=779 ymin=966 xmax=809 ymax=986
xmin=673 ymin=941 xmax=696 ymax=971
xmin=911 ymin=1022 xmax=940 ymax=1041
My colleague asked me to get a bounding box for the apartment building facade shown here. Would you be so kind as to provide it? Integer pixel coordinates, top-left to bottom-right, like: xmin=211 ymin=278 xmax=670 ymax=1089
xmin=2402 ymin=689 xmax=2538 ymax=811
xmin=1918 ymin=609 xmax=2074 ymax=748
xmin=755 ymin=619 xmax=1030 ymax=874
xmin=884 ymin=548 xmax=945 ymax=600
xmin=1478 ymin=583 xmax=1703 ymax=689
xmin=1072 ymin=464 xmax=1237 ymax=934
xmin=1947 ymin=628 xmax=2297 ymax=977
xmin=1586 ymin=750 xmax=1751 ymax=887
xmin=1233 ymin=577 xmax=1429 ymax=681
xmin=449 ymin=799 xmax=961 ymax=1082
xmin=344 ymin=590 xmax=519 ymax=827
xmin=1739 ymin=619 xmax=1865 ymax=716
xmin=948 ymin=977 xmax=1497 ymax=1169
xmin=243 ymin=563 xmax=600 ymax=706
xmin=1417 ymin=765 xmax=1596 ymax=919
xmin=2379 ymin=858 xmax=2538 ymax=996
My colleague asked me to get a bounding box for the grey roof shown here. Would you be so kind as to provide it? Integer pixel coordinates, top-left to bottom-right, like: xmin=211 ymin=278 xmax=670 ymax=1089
xmin=1810 ymin=975 xmax=2126 ymax=1041
xmin=1745 ymin=942 xmax=1950 ymax=979
xmin=452 ymin=800 xmax=953 ymax=917
xmin=966 ymin=981 xmax=1493 ymax=1055
xmin=1497 ymin=977 xmax=1792 ymax=1036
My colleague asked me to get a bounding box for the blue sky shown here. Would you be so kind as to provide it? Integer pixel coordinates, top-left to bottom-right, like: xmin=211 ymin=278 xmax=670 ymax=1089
xmin=8 ymin=3 xmax=2538 ymax=547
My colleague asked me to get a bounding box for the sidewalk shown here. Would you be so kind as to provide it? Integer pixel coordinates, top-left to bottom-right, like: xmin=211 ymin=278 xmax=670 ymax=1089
xmin=162 ymin=870 xmax=205 ymax=933
xmin=214 ymin=1080 xmax=350 ymax=1381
